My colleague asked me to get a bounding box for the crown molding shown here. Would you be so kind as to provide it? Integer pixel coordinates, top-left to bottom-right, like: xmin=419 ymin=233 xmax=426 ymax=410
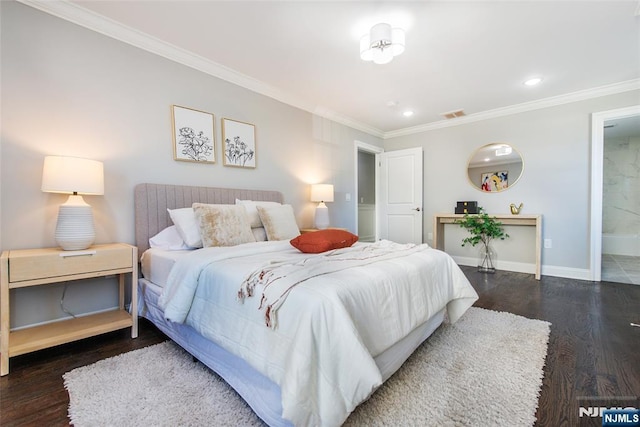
xmin=384 ymin=79 xmax=640 ymax=139
xmin=313 ymin=107 xmax=385 ymax=138
xmin=17 ymin=1 xmax=640 ymax=142
xmin=18 ymin=0 xmax=383 ymax=138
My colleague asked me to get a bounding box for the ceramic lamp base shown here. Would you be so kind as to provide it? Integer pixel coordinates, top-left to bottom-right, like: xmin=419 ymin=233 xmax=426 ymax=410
xmin=314 ymin=203 xmax=330 ymax=230
xmin=55 ymin=195 xmax=96 ymax=250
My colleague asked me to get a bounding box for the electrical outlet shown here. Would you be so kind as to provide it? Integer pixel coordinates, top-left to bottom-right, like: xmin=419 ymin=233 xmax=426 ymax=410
xmin=544 ymin=239 xmax=552 ymax=249
xmin=345 ymin=193 xmax=351 ymax=202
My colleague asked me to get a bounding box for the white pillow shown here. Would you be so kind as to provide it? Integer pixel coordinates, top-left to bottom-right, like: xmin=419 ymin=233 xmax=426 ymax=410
xmin=236 ymin=199 xmax=282 ymax=228
xmin=148 ymin=225 xmax=191 ymax=251
xmin=252 ymin=227 xmax=268 ymax=242
xmin=167 ymin=207 xmax=202 ymax=248
xmin=256 ymin=204 xmax=300 ymax=241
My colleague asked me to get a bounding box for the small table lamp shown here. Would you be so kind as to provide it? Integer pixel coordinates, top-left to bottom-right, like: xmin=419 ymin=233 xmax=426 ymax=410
xmin=310 ymin=184 xmax=334 ymax=229
xmin=41 ymin=156 xmax=104 ymax=250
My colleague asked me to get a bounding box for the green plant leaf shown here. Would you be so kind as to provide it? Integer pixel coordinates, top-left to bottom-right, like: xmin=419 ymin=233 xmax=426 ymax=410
xmin=455 ymin=207 xmax=510 ymax=247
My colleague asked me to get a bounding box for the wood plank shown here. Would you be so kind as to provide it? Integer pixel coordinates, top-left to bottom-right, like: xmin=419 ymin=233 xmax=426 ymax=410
xmin=1 ymin=251 xmax=10 ymax=376
xmin=8 ymin=244 xmax=132 ymax=284
xmin=9 ymin=310 xmax=133 ymax=357
xmin=8 ymin=267 xmax=134 ymax=289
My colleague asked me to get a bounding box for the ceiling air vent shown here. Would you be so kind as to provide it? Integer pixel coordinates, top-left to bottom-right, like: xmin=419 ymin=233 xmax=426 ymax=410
xmin=440 ymin=109 xmax=466 ymax=120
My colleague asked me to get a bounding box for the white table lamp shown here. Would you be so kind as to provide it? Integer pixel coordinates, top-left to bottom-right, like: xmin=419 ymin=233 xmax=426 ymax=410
xmin=41 ymin=156 xmax=104 ymax=250
xmin=310 ymin=184 xmax=334 ymax=229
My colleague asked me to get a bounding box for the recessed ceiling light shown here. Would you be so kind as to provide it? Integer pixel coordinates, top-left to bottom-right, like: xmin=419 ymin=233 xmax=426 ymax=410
xmin=402 ymin=110 xmax=414 ymax=117
xmin=524 ymin=77 xmax=543 ymax=86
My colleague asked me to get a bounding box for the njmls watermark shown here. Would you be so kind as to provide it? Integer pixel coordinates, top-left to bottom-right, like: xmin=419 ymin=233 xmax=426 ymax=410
xmin=578 ymin=396 xmax=640 ymax=426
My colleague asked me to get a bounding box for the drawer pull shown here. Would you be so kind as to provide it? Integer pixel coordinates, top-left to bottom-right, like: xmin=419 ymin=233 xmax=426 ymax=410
xmin=59 ymin=250 xmax=97 ymax=258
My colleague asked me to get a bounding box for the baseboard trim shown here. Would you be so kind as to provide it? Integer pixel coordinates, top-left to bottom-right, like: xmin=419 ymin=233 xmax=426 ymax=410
xmin=541 ymin=265 xmax=592 ymax=281
xmin=452 ymin=256 xmax=592 ymax=281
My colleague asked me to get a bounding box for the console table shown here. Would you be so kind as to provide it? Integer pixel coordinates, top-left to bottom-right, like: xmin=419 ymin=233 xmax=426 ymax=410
xmin=433 ymin=213 xmax=542 ymax=280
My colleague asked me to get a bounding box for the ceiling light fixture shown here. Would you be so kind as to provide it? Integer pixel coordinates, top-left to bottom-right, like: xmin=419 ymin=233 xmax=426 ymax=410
xmin=495 ymin=146 xmax=513 ymax=156
xmin=360 ymin=23 xmax=405 ymax=65
xmin=524 ymin=77 xmax=543 ymax=86
xmin=403 ymin=110 xmax=414 ymax=117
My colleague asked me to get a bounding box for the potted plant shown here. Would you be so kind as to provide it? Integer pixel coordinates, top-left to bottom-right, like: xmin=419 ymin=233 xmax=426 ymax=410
xmin=456 ymin=207 xmax=509 ymax=273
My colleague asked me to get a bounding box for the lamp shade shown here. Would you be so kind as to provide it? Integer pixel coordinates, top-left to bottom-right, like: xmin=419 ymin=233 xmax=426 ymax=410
xmin=42 ymin=156 xmax=104 ymax=195
xmin=310 ymin=184 xmax=334 ymax=203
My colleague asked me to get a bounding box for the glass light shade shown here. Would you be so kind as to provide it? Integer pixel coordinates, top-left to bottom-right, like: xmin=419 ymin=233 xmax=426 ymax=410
xmin=370 ymin=23 xmax=392 ymax=45
xmin=42 ymin=156 xmax=104 ymax=195
xmin=360 ymin=35 xmax=373 ymax=61
xmin=391 ymin=28 xmax=405 ymax=56
xmin=373 ymin=48 xmax=393 ymax=65
xmin=310 ymin=184 xmax=334 ymax=202
xmin=360 ymin=23 xmax=405 ymax=64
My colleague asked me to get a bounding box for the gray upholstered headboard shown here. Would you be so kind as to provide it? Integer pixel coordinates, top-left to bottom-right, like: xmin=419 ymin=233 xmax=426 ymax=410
xmin=134 ymin=183 xmax=284 ymax=256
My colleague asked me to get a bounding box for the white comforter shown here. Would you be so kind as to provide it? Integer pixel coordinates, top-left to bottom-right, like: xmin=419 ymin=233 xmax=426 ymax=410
xmin=159 ymin=240 xmax=478 ymax=426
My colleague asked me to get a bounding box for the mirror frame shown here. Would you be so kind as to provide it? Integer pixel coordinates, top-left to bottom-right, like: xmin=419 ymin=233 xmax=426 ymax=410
xmin=466 ymin=143 xmax=524 ymax=193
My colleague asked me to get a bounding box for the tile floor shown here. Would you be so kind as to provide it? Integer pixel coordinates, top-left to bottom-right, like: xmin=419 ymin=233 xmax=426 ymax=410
xmin=601 ymin=254 xmax=640 ymax=285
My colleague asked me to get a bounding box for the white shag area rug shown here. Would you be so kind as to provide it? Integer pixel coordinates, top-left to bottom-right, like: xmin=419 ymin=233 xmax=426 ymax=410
xmin=64 ymin=307 xmax=550 ymax=426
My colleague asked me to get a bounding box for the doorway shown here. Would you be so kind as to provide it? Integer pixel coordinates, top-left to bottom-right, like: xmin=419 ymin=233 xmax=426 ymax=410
xmin=357 ymin=150 xmax=377 ymax=242
xmin=590 ymin=105 xmax=640 ymax=282
xmin=354 ymin=141 xmax=383 ymax=242
xmin=600 ymin=115 xmax=640 ymax=284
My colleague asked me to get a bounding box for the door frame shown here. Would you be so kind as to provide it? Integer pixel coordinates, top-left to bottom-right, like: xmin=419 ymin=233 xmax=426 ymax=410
xmin=589 ymin=105 xmax=640 ymax=281
xmin=354 ymin=141 xmax=384 ymax=241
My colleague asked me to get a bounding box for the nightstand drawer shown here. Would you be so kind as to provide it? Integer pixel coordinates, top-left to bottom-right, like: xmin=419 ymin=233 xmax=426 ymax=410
xmin=8 ymin=244 xmax=132 ymax=284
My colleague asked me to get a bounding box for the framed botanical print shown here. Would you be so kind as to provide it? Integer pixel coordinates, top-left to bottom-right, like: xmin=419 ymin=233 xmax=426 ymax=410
xmin=222 ymin=118 xmax=256 ymax=168
xmin=171 ymin=105 xmax=215 ymax=163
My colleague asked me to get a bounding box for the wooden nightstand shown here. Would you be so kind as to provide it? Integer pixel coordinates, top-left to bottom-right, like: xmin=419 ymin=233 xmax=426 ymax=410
xmin=0 ymin=243 xmax=138 ymax=376
xmin=300 ymin=228 xmax=349 ymax=234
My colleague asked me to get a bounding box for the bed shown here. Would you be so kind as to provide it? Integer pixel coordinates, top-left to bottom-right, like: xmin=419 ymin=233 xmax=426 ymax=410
xmin=134 ymin=183 xmax=478 ymax=426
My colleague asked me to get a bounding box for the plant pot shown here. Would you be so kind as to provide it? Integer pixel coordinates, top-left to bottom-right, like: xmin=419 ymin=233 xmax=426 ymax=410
xmin=477 ymin=243 xmax=497 ymax=273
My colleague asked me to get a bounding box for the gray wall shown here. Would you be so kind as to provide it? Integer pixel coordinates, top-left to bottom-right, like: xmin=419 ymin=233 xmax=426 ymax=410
xmin=0 ymin=2 xmax=382 ymax=328
xmin=385 ymin=91 xmax=640 ymax=278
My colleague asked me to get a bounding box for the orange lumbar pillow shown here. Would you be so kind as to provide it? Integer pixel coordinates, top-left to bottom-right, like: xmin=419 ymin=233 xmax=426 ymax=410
xmin=290 ymin=229 xmax=359 ymax=253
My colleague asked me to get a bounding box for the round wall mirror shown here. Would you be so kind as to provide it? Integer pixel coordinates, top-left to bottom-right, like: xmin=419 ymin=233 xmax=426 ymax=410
xmin=467 ymin=143 xmax=524 ymax=192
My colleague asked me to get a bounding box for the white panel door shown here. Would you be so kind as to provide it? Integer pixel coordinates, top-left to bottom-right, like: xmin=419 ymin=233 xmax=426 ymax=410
xmin=379 ymin=147 xmax=423 ymax=244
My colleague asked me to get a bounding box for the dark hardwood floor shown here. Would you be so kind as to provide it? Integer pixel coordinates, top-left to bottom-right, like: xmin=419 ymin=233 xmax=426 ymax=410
xmin=1 ymin=267 xmax=638 ymax=426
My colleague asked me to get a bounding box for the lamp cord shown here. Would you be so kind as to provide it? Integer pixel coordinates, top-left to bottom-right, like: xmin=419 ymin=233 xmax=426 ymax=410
xmin=60 ymin=283 xmax=77 ymax=318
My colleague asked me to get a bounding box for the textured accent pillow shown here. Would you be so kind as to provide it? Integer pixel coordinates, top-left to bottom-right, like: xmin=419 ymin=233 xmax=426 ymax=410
xmin=290 ymin=229 xmax=359 ymax=253
xmin=256 ymin=204 xmax=300 ymax=241
xmin=192 ymin=203 xmax=256 ymax=247
xmin=236 ymin=199 xmax=282 ymax=228
xmin=167 ymin=208 xmax=202 ymax=248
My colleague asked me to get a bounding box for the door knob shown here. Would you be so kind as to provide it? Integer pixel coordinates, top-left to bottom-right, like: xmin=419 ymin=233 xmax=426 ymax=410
xmin=413 ymin=207 xmax=421 ymax=212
